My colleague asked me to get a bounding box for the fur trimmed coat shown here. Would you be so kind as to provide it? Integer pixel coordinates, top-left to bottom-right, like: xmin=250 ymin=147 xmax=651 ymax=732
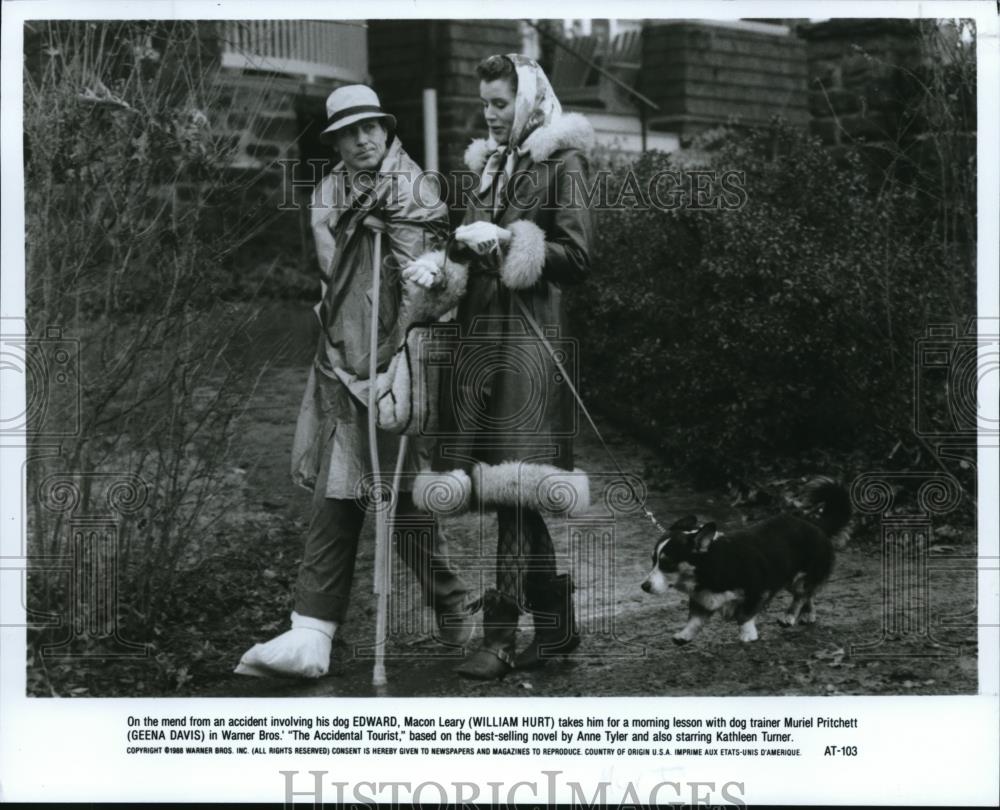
xmin=420 ymin=111 xmax=596 ymax=516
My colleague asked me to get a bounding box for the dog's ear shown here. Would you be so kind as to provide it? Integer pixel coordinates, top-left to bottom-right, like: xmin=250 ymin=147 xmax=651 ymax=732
xmin=670 ymin=515 xmax=700 ymax=532
xmin=694 ymin=522 xmax=718 ymax=552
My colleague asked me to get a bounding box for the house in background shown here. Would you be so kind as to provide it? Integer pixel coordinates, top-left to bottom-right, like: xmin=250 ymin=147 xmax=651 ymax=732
xmin=208 ymin=17 xmax=933 ymax=176
xmin=365 ymin=18 xmax=810 ymax=169
xmin=210 ymin=18 xmax=815 ymax=177
xmin=124 ymin=18 xmax=937 ymax=272
xmin=208 ymin=20 xmax=368 ymax=172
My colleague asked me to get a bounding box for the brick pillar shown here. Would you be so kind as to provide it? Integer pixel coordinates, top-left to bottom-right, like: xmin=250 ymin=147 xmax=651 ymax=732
xmin=435 ymin=21 xmax=522 ymax=176
xmin=799 ymin=19 xmax=924 ymax=147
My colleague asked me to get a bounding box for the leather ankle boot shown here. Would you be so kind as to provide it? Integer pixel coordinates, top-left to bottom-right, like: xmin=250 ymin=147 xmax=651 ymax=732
xmin=434 ymin=593 xmax=475 ymax=648
xmin=454 ymin=589 xmax=520 ymax=680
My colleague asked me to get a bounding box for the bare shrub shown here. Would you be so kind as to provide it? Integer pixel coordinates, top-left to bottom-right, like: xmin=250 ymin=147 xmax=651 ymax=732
xmin=23 ymin=21 xmax=291 ymax=683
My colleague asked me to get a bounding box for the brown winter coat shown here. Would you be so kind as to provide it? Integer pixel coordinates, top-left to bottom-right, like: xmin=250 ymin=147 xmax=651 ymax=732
xmin=414 ymin=112 xmax=596 ymax=516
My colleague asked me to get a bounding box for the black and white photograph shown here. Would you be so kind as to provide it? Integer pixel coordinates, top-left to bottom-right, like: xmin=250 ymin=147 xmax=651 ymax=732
xmin=1 ymin=1 xmax=997 ymax=805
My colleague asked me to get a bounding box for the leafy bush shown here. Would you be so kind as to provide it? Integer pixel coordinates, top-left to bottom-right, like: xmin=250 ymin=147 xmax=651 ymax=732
xmin=22 ymin=22 xmax=286 ymax=685
xmin=571 ymin=115 xmax=974 ymax=485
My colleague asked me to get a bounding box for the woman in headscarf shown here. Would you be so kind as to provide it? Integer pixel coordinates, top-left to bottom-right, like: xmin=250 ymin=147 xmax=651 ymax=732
xmin=404 ymin=54 xmax=595 ymax=679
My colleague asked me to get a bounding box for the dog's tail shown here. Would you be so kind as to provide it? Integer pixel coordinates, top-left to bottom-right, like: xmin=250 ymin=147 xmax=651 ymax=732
xmin=804 ymin=476 xmax=852 ymax=538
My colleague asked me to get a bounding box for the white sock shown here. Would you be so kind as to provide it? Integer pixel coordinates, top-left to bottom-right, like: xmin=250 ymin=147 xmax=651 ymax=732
xmin=234 ymin=612 xmax=337 ymax=678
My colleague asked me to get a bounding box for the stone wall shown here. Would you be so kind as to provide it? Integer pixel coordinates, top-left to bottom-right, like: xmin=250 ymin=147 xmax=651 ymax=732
xmin=798 ymin=17 xmax=975 ymax=201
xmin=202 ymin=19 xmax=974 ymax=290
xmin=640 ymin=21 xmax=810 ymax=138
xmin=800 ymin=19 xmax=925 ymax=147
xmin=207 ymin=71 xmax=335 ymax=292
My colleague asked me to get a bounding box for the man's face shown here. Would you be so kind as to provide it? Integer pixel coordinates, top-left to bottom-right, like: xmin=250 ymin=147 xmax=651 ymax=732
xmin=333 ymin=119 xmax=389 ymax=170
xmin=479 ymin=78 xmax=516 ymax=146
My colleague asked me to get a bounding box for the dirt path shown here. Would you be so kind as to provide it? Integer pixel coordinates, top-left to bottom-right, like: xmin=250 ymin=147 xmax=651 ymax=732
xmin=197 ymin=303 xmax=979 ymax=699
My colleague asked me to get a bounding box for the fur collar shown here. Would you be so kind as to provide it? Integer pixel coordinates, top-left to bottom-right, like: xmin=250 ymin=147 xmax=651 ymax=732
xmin=463 ymin=112 xmax=595 ymax=172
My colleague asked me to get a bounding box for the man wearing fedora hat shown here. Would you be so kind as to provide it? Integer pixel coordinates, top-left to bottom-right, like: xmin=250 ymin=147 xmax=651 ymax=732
xmin=235 ymin=85 xmax=471 ymax=679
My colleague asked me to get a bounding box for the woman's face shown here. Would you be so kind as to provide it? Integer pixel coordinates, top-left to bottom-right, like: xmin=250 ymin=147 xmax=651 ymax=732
xmin=479 ymin=78 xmax=516 ymax=145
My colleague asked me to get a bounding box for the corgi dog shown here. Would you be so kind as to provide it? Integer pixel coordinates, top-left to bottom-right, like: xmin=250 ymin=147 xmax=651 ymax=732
xmin=641 ymin=478 xmax=851 ymax=644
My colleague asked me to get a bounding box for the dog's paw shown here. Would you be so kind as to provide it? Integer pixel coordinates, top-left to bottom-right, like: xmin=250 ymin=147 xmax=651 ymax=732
xmin=672 ymin=632 xmax=692 ymax=646
xmin=738 ymin=623 xmax=759 ymax=643
xmin=799 ymin=610 xmax=817 ymax=625
xmin=778 ymin=613 xmax=797 ymax=627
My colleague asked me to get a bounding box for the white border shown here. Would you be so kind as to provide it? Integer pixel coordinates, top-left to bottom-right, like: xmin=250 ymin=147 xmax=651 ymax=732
xmin=2 ymin=1 xmax=998 ymax=805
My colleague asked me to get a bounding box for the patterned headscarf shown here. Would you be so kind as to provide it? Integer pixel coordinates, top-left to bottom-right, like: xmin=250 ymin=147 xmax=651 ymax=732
xmin=478 ymin=54 xmax=563 ymax=207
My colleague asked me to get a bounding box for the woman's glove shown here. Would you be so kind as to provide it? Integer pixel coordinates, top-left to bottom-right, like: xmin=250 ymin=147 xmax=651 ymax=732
xmin=453 ymin=221 xmax=512 ymax=256
xmin=402 ymin=255 xmax=444 ymax=289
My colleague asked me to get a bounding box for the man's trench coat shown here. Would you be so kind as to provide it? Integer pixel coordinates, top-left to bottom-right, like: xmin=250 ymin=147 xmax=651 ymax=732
xmin=291 ymin=137 xmax=450 ymax=500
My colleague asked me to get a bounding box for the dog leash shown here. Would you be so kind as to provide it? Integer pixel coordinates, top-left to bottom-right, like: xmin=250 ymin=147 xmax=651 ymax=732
xmin=512 ymin=295 xmax=668 ymax=535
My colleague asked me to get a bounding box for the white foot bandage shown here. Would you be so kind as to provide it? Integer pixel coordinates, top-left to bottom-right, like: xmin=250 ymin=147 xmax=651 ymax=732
xmin=234 ymin=612 xmax=337 ymax=679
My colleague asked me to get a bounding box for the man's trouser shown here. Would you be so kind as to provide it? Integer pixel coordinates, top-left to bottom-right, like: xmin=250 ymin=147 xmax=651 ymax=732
xmin=293 ymin=492 xmax=468 ymax=623
xmin=293 ymin=426 xmax=467 ymax=623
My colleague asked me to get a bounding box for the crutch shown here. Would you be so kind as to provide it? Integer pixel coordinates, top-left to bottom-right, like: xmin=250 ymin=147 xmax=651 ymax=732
xmin=363 ymin=214 xmax=393 ymax=690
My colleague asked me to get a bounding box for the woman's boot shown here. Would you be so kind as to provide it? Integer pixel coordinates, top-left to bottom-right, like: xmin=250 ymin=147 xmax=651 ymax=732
xmin=434 ymin=592 xmax=475 ymax=648
xmin=454 ymin=589 xmax=520 ymax=680
xmin=514 ymin=573 xmax=580 ymax=669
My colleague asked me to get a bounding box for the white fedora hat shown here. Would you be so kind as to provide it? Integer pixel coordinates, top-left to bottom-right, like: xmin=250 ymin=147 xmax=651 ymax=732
xmin=319 ymin=84 xmax=396 ymax=144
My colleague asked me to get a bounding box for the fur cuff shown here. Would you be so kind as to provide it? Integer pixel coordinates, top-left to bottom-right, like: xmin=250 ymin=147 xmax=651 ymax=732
xmin=464 ymin=137 xmax=495 ymax=174
xmin=401 ymin=250 xmax=469 ymax=326
xmin=500 ymin=220 xmax=546 ymax=290
xmin=412 ymin=469 xmax=473 ymax=515
xmin=473 ymin=462 xmax=590 ymax=516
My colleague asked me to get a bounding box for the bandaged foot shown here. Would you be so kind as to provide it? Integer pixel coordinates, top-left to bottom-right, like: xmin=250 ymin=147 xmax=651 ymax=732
xmin=234 ymin=611 xmax=337 ymax=678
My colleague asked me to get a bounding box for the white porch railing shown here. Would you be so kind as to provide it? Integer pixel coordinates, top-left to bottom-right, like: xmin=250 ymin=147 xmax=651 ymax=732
xmin=218 ymin=20 xmax=368 ymax=83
